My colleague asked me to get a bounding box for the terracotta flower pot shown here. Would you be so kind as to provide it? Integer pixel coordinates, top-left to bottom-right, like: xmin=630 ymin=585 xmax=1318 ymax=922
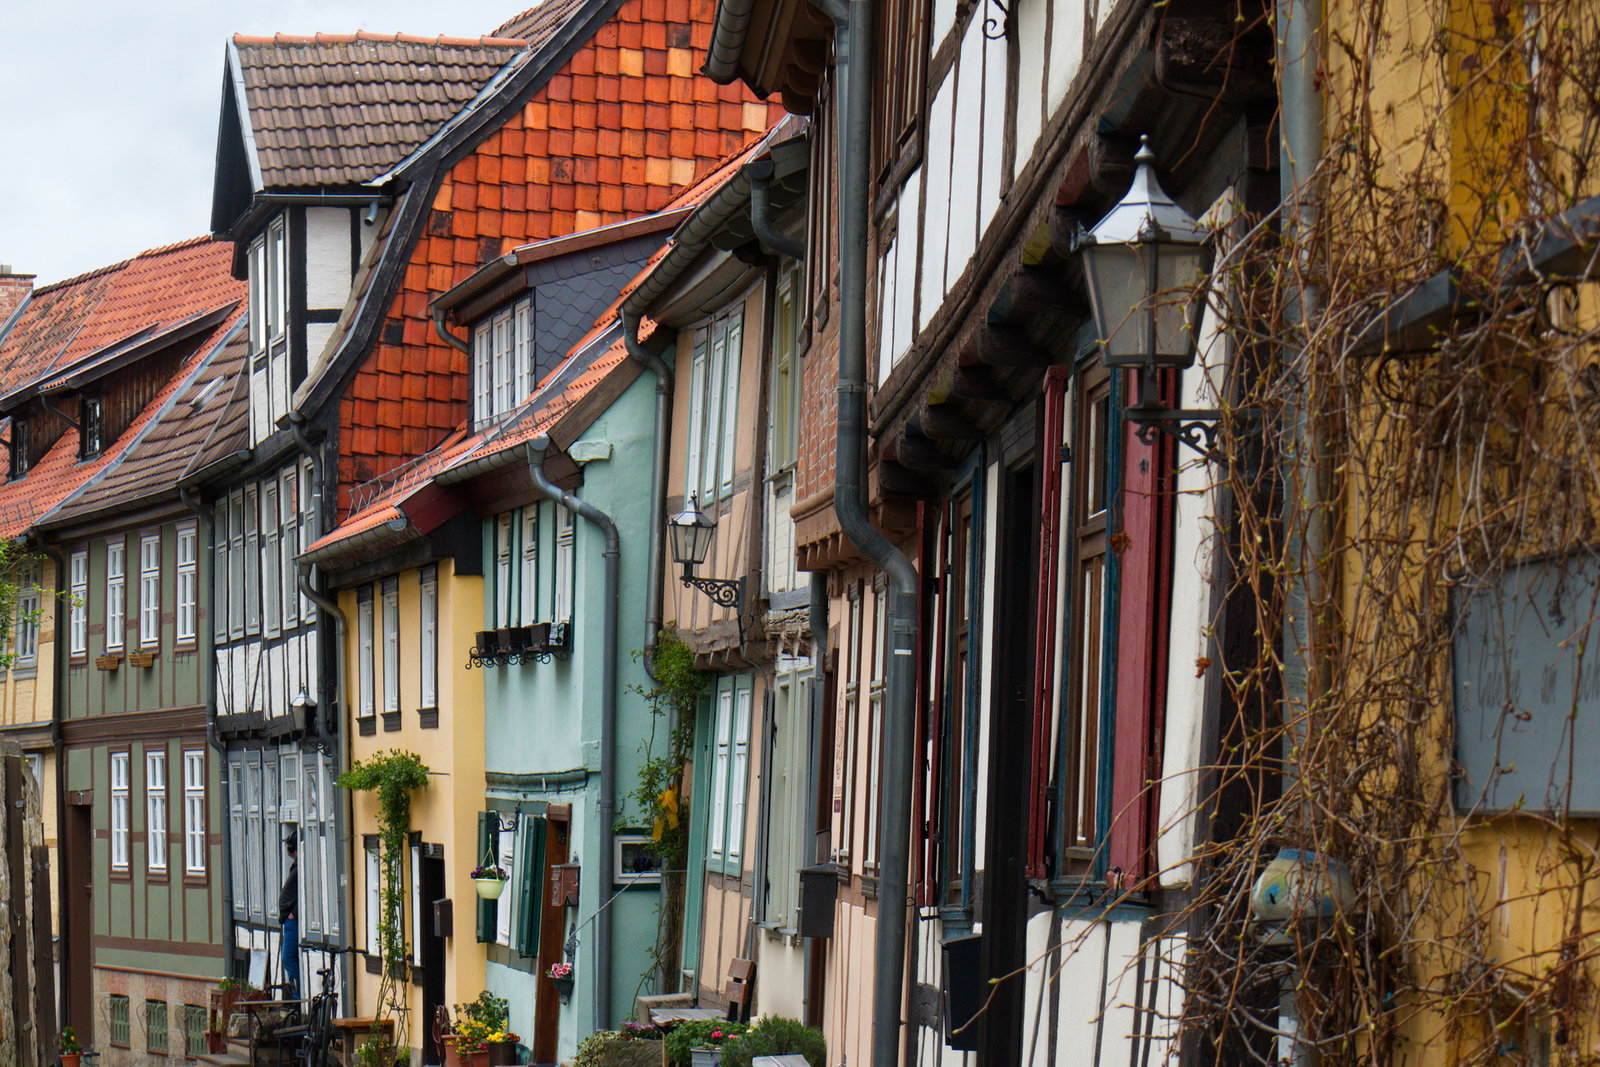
xmin=60 ymin=1055 xmax=81 ymax=1067
xmin=466 ymin=1051 xmax=492 ymax=1067
xmin=442 ymin=1035 xmax=462 ymax=1067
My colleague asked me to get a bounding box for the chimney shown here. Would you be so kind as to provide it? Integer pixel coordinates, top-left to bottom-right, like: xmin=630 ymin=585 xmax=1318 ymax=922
xmin=0 ymin=265 xmax=34 ymax=327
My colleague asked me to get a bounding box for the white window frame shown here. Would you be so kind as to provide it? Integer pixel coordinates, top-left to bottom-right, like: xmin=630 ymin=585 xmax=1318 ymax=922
xmin=299 ymin=461 xmax=317 ymax=624
xmin=365 ymin=843 xmax=381 ymax=953
xmin=244 ymin=485 xmax=260 ymax=634
xmin=184 ymin=750 xmax=206 ymax=876
xmin=111 ymin=752 xmax=130 ymax=870
xmin=358 ymin=590 xmax=375 ymax=719
xmin=15 ymin=565 xmax=39 ymax=665
xmin=105 ymin=539 xmax=126 ymax=653
xmin=472 ymin=295 xmax=534 ymax=428
xmin=146 ymin=750 xmax=168 ymax=874
xmin=554 ymin=507 xmax=574 ymax=626
xmin=495 ymin=513 xmax=513 ymax=626
xmin=139 ymin=533 xmax=161 ymax=649
xmin=684 ymin=307 xmax=744 ymax=503
xmin=381 ymin=579 xmax=400 ymax=715
xmin=262 ymin=481 xmax=281 ymax=636
xmin=419 ymin=567 xmax=438 ymax=710
xmin=280 ymin=469 xmax=298 ymax=629
xmin=229 ymin=491 xmax=245 ymax=638
xmin=495 ymin=816 xmax=517 ymax=947
xmin=176 ymin=523 xmax=197 ymax=643
xmin=520 ymin=509 xmax=538 ymax=625
xmin=707 ymin=675 xmax=753 ymax=872
xmin=69 ymin=550 xmax=88 ymax=655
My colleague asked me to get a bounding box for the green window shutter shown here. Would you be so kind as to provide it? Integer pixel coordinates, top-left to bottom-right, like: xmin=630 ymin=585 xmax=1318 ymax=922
xmin=516 ymin=817 xmax=546 ymax=957
xmin=476 ymin=812 xmax=496 ymax=943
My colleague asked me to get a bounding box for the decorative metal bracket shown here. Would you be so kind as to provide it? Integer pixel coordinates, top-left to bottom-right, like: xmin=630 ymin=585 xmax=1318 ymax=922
xmin=681 ymin=574 xmax=744 ymax=610
xmin=983 ymin=0 xmax=1012 ymax=38
xmin=1127 ymin=407 xmax=1257 ymax=463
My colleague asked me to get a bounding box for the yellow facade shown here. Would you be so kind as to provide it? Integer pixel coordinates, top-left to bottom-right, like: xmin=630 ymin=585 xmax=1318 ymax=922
xmin=338 ymin=558 xmax=487 ymax=1057
xmin=0 ymin=557 xmax=59 ymax=945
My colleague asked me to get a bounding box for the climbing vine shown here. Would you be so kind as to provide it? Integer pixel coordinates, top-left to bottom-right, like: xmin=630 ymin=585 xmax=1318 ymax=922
xmin=339 ymin=749 xmax=430 ymax=1062
xmin=623 ymin=627 xmax=707 ymax=1000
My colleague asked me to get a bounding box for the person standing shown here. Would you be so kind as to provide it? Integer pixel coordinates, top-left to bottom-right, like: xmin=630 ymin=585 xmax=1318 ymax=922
xmin=280 ymin=832 xmax=300 ymax=1000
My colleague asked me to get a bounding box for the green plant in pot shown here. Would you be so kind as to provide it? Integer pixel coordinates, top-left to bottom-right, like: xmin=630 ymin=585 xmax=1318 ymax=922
xmin=58 ymin=1027 xmax=84 ymax=1067
xmin=664 ymin=1019 xmax=748 ymax=1067
xmin=453 ymin=991 xmax=517 ymax=1066
xmin=718 ymin=1017 xmax=826 ymax=1067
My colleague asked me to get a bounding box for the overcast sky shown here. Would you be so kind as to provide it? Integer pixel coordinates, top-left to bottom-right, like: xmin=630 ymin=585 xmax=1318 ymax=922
xmin=0 ymin=0 xmax=538 ymax=287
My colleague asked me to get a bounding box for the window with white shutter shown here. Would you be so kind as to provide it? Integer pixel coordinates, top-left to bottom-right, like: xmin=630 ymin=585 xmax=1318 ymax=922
xmin=358 ymin=590 xmax=375 ymax=719
xmin=176 ymin=524 xmax=197 ymax=644
xmin=106 ymin=540 xmax=126 ymax=653
xmin=111 ymin=752 xmax=130 ymax=870
xmin=69 ymin=550 xmax=88 ymax=655
xmin=381 ymin=579 xmax=400 ymax=715
xmin=419 ymin=567 xmax=438 ymax=709
xmin=146 ymin=751 xmax=168 ymax=873
xmin=184 ymin=750 xmax=206 ymax=876
xmin=140 ymin=534 xmax=161 ymax=649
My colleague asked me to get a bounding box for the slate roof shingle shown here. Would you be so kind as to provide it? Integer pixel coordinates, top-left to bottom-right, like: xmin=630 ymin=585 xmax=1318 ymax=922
xmin=232 ymin=31 xmax=533 ymax=188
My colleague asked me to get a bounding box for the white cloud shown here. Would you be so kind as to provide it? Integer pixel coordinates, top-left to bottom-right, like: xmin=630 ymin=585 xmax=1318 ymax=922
xmin=0 ymin=0 xmax=537 ymax=286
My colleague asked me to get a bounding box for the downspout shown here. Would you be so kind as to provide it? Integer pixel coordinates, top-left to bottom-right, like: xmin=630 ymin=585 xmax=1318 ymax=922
xmin=826 ymin=3 xmax=922 ymax=1066
xmin=288 ymin=413 xmax=353 ymax=1011
xmin=620 ymin=310 xmax=671 ymax=683
xmin=748 ymin=161 xmax=807 ymax=262
xmin=177 ymin=488 xmax=235 ymax=947
xmin=524 ymin=438 xmax=620 ymax=1033
xmin=1277 ymin=0 xmax=1324 ymax=1057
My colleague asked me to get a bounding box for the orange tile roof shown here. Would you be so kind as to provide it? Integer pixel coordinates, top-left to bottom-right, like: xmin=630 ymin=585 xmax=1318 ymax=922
xmin=0 ymin=239 xmax=246 ymax=538
xmin=329 ymin=0 xmax=786 ymax=515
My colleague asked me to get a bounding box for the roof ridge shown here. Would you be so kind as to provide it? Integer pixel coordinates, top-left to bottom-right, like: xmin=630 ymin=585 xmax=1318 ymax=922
xmin=32 ymin=258 xmax=130 ymax=297
xmin=232 ymin=30 xmax=527 ymax=47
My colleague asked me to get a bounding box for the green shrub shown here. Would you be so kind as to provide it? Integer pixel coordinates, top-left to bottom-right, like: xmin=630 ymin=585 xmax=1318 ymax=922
xmin=663 ymin=1019 xmax=748 ymax=1065
xmin=718 ymin=1017 xmax=826 ymax=1067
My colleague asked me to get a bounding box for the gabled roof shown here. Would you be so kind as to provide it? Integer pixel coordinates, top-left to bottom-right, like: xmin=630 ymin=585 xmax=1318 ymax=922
xmin=0 ymin=238 xmax=247 ymax=538
xmin=229 ymin=32 xmax=529 ymax=190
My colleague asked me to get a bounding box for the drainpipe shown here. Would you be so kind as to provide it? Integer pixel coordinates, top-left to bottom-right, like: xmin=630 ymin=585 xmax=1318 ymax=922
xmin=748 ymin=161 xmax=806 ymax=262
xmin=1277 ymin=0 xmax=1323 ymax=1057
xmin=177 ymin=488 xmax=236 ymax=948
xmin=288 ymin=413 xmax=353 ymax=1011
xmin=432 ymin=306 xmax=472 ymax=358
xmin=524 ymin=437 xmax=620 ymax=1033
xmin=826 ymin=3 xmax=921 ymax=1065
xmin=620 ymin=310 xmax=671 ymax=683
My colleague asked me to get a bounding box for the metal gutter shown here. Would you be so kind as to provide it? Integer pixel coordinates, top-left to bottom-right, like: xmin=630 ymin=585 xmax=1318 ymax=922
xmin=748 ymin=159 xmax=806 ymax=261
xmin=525 ymin=437 xmax=620 ymax=1033
xmin=703 ymin=0 xmax=758 ymax=84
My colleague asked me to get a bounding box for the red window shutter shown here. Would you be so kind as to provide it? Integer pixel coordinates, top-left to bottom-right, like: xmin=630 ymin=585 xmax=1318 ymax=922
xmin=1107 ymin=374 xmax=1175 ymax=887
xmin=1027 ymin=369 xmax=1070 ymax=878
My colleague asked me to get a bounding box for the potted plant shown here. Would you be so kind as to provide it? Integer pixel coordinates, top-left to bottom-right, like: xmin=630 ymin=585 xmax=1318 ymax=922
xmin=547 ymin=961 xmax=575 ymax=1004
xmin=58 ymin=1027 xmax=84 ymax=1067
xmin=453 ymin=991 xmax=517 ymax=1066
xmin=470 ymin=860 xmax=509 ymax=900
xmin=664 ymin=1019 xmax=748 ymax=1067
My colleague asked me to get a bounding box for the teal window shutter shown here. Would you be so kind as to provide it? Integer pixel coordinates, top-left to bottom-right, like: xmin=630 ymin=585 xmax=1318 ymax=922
xmin=476 ymin=812 xmax=496 ymax=943
xmin=515 ymin=817 xmax=546 ymax=957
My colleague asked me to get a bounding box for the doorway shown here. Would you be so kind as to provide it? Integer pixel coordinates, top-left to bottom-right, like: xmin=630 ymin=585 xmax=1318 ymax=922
xmin=419 ymin=849 xmax=446 ymax=1065
xmin=63 ymin=798 xmax=93 ymax=1033
xmin=532 ymin=810 xmax=570 ymax=1066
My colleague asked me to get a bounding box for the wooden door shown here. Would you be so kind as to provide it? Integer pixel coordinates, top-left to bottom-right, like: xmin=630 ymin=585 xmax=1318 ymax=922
xmin=532 ymin=810 xmax=570 ymax=1066
xmin=63 ymin=799 xmax=93 ymax=1033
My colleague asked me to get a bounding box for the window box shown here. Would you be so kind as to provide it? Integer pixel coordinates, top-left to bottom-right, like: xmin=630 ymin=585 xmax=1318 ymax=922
xmin=128 ymin=650 xmax=157 ymax=669
xmin=96 ymin=653 xmax=123 ymax=671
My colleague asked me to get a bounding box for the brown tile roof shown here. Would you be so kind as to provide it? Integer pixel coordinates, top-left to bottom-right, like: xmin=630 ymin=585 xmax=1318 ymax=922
xmin=325 ymin=0 xmax=786 ymax=513
xmin=493 ymin=0 xmax=592 ymax=46
xmin=232 ymin=32 xmax=529 ymax=188
xmin=0 ymin=239 xmax=246 ymax=537
xmin=44 ymin=330 xmax=251 ymax=525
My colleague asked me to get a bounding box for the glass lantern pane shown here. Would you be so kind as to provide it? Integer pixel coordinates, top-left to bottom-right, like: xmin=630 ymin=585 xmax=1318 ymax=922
xmin=1152 ymin=243 xmax=1205 ymax=365
xmin=1084 ymin=242 xmax=1151 ymax=365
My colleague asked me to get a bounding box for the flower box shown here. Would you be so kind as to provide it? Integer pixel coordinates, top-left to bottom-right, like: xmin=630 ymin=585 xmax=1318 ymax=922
xmin=95 ymin=654 xmax=121 ymax=671
xmin=128 ymin=650 xmax=157 ymax=668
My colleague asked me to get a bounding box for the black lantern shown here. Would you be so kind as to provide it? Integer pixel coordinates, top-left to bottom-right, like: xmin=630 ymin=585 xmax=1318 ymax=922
xmin=668 ymin=498 xmax=743 ymax=610
xmin=1081 ymin=133 xmax=1231 ymax=458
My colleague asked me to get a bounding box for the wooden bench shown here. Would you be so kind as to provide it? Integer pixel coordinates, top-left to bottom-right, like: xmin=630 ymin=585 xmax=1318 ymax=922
xmin=331 ymin=1017 xmax=395 ymax=1065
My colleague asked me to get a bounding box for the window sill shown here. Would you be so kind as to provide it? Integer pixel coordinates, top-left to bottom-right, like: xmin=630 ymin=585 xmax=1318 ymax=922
xmin=381 ymin=711 xmax=402 ymax=732
xmin=417 ymin=707 xmax=438 ymax=730
xmin=183 ymin=874 xmax=209 ymax=888
xmin=357 ymin=717 xmax=377 ymax=737
xmin=10 ymin=664 xmax=36 ymax=678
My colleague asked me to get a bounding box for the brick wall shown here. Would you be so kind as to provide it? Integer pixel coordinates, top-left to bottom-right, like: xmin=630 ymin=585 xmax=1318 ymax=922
xmin=0 ymin=270 xmax=35 ymax=326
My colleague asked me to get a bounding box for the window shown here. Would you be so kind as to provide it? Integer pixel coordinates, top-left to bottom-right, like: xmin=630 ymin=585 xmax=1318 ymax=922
xmin=69 ymin=550 xmax=87 ymax=655
xmin=419 ymin=567 xmax=438 ymax=709
xmin=249 ymin=217 xmax=289 ymax=434
xmin=14 ymin=565 xmax=38 ymax=665
xmin=229 ymin=491 xmax=245 ymax=637
xmin=871 ymin=0 xmax=928 ymax=185
xmin=140 ymin=533 xmax=161 ymax=648
xmin=381 ymin=578 xmax=400 ymax=716
xmin=176 ymin=523 xmax=197 ymax=643
xmin=472 ymin=296 xmax=534 ymax=428
xmin=495 ymin=816 xmax=517 ymax=946
xmin=280 ymin=469 xmax=298 ymax=628
xmin=764 ymin=663 xmax=812 ymax=928
xmin=106 ymin=539 xmax=126 ymax=652
xmin=365 ymin=842 xmax=381 ymax=952
xmin=520 ymin=509 xmax=538 ymax=624
xmin=836 ymin=591 xmax=862 ymax=867
xmin=184 ymin=750 xmax=206 ymax=876
xmin=146 ymin=1000 xmax=168 ymax=1054
xmin=684 ymin=307 xmax=743 ymax=503
xmin=111 ymin=751 xmax=130 ymax=870
xmin=183 ymin=1004 xmax=208 ymax=1056
xmin=769 ymin=268 xmax=803 ymax=472
xmin=554 ymin=507 xmax=574 ymax=626
xmin=864 ymin=586 xmax=887 ymax=871
xmin=228 ymin=757 xmax=245 ymax=918
xmin=263 ymin=481 xmax=281 ymax=635
xmin=706 ymin=675 xmax=753 ymax=871
xmin=358 ymin=589 xmax=375 ymax=719
xmin=214 ymin=503 xmax=230 ymax=641
xmin=299 ymin=461 xmax=317 ymax=623
xmin=495 ymin=513 xmax=514 ymax=626
xmin=108 ymin=994 xmax=130 ymax=1046
xmin=147 ymin=750 xmax=168 ymax=874
xmin=9 ymin=416 xmax=29 ymax=478
xmin=80 ymin=395 xmax=104 ymax=458
xmin=244 ymin=485 xmax=260 ymax=634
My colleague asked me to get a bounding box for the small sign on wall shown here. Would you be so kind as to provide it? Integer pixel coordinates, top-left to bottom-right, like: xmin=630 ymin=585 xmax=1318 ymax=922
xmin=614 ymin=831 xmax=664 ymax=885
xmin=1453 ymin=552 xmax=1600 ymax=814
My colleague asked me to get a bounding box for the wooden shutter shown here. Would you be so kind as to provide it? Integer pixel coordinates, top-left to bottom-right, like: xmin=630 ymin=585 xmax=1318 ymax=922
xmin=515 ymin=817 xmax=546 ymax=957
xmin=476 ymin=812 xmax=496 ymax=942
xmin=1107 ymin=372 xmax=1174 ymax=887
xmin=1028 ymin=369 xmax=1070 ymax=877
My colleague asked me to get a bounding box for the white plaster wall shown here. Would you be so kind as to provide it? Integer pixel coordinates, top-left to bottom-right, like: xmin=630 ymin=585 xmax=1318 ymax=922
xmin=1048 ymin=0 xmax=1085 ymax=115
xmin=979 ymin=32 xmax=1008 ymax=235
xmin=919 ymin=79 xmax=955 ymax=332
xmin=946 ymin=18 xmax=985 ymax=293
xmin=879 ymin=237 xmax=900 ymax=386
xmin=1020 ymin=911 xmax=1054 ymax=1067
xmin=305 ymin=322 xmax=335 ymax=372
xmin=755 ymin=935 xmax=806 ymax=1019
xmin=932 ymin=0 xmax=961 ymax=50
xmin=1054 ymin=919 xmax=1110 ymax=1054
xmin=1016 ymin=0 xmax=1049 ymax=169
xmin=250 ymin=362 xmax=270 ymax=446
xmin=891 ymin=170 xmax=921 ymax=368
xmin=305 ymin=207 xmax=354 ymax=310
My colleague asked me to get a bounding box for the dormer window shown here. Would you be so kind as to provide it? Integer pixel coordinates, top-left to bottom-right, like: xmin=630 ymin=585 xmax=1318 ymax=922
xmin=248 ymin=216 xmax=289 ymax=440
xmin=471 ymin=296 xmax=532 ymax=429
xmin=80 ymin=396 xmax=104 ymax=458
xmin=9 ymin=417 xmax=29 ymax=478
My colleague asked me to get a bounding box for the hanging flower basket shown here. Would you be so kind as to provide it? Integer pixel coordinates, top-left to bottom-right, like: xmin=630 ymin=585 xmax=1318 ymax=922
xmin=470 ymin=862 xmax=509 ymax=899
xmin=548 ymin=961 xmax=574 ymax=1004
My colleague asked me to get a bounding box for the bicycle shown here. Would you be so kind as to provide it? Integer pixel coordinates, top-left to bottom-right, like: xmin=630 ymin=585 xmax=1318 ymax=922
xmin=272 ymin=945 xmax=359 ymax=1067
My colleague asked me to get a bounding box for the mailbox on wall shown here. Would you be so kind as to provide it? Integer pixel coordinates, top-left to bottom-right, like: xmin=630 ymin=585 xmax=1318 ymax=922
xmin=797 ymin=863 xmax=837 ymax=939
xmin=550 ymin=863 xmax=580 ymax=908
